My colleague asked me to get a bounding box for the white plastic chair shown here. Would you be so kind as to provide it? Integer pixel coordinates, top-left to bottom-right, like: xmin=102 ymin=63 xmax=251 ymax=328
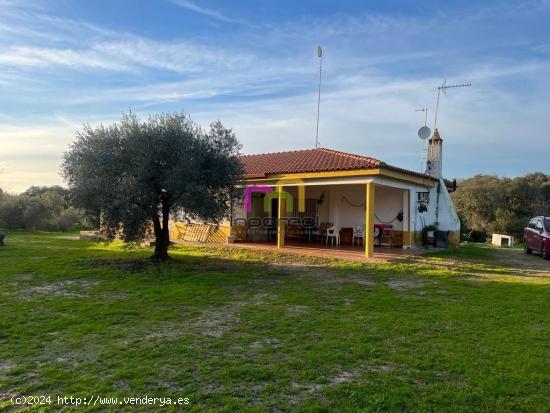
xmin=374 ymin=227 xmax=381 ymax=247
xmin=352 ymin=225 xmax=365 ymax=246
xmin=326 ymin=226 xmax=340 ymax=246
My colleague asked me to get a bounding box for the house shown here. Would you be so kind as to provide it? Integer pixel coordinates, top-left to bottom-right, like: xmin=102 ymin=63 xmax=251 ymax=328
xmin=170 ymin=129 xmax=460 ymax=257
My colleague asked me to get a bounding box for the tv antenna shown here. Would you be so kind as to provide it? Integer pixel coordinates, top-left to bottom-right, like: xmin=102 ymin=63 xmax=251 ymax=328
xmin=315 ymin=46 xmax=323 ymax=148
xmin=415 ymin=108 xmax=431 ymax=171
xmin=433 ymin=80 xmax=471 ymax=130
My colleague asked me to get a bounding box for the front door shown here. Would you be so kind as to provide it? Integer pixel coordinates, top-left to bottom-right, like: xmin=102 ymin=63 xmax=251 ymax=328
xmin=271 ymin=198 xmax=278 ymax=219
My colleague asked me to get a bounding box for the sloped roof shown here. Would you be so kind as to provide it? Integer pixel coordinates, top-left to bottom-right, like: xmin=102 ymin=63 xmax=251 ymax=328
xmin=239 ymin=147 xmax=434 ymax=180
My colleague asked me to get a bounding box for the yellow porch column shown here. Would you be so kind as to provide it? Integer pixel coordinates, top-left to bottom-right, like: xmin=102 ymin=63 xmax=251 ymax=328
xmin=402 ymin=190 xmax=411 ymax=248
xmin=365 ymin=182 xmax=375 ymax=258
xmin=277 ymin=185 xmax=285 ymax=249
xmin=227 ymin=197 xmax=233 ymax=243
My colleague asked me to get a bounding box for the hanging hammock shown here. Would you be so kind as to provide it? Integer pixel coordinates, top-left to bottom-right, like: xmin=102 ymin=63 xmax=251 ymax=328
xmin=375 ymin=211 xmax=403 ymax=224
xmin=342 ymin=196 xmax=402 ymax=224
xmin=341 ymin=196 xmax=365 ymax=208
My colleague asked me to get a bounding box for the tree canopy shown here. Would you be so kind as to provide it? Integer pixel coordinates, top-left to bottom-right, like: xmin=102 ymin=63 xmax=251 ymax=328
xmin=0 ymin=185 xmax=83 ymax=231
xmin=61 ymin=112 xmax=243 ymax=260
xmin=451 ymin=173 xmax=550 ymax=241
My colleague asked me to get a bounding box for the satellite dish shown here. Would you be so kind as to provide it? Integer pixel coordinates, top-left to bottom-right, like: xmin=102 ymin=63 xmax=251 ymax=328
xmin=418 ymin=126 xmax=431 ymax=140
xmin=317 ymin=46 xmax=322 ymax=58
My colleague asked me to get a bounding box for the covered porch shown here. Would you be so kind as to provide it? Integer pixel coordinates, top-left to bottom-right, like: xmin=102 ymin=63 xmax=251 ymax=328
xmin=231 ymin=239 xmax=422 ymax=262
xmin=231 ymin=179 xmax=415 ymax=258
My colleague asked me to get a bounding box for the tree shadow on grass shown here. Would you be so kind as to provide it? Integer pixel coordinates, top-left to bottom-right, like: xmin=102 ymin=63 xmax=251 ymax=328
xmin=77 ymin=240 xmax=550 ymax=287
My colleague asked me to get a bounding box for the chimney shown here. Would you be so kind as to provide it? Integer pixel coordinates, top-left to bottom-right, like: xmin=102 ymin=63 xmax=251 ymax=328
xmin=426 ymin=128 xmax=443 ymax=179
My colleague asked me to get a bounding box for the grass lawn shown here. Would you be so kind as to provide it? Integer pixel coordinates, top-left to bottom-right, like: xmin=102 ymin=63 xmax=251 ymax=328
xmin=0 ymin=232 xmax=549 ymax=412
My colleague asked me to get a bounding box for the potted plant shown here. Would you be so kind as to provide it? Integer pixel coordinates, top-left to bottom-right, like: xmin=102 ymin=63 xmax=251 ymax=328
xmin=423 ymin=224 xmax=437 ymax=239
xmin=422 ymin=224 xmax=438 ymax=247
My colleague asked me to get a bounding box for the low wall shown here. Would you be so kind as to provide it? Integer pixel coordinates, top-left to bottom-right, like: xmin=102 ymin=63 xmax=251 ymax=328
xmin=412 ymin=230 xmax=460 ymax=248
xmin=169 ymin=221 xmax=230 ymax=244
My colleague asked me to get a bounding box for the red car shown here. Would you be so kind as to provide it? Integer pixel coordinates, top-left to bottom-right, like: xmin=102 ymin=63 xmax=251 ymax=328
xmin=523 ymin=216 xmax=550 ymax=260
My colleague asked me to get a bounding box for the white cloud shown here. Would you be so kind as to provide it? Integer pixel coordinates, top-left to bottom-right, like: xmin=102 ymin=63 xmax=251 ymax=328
xmin=0 ymin=123 xmax=76 ymax=192
xmin=0 ymin=0 xmax=549 ymax=193
xmin=169 ymin=0 xmax=245 ymax=24
xmin=0 ymin=46 xmax=129 ymax=70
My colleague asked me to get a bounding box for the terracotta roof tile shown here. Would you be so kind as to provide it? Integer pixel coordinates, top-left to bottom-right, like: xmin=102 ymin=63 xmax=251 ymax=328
xmin=239 ymin=147 xmax=434 ymax=180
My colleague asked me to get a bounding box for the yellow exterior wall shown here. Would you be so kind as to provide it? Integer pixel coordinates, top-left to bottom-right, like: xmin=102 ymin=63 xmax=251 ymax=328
xmin=402 ymin=231 xmax=412 ymax=246
xmin=412 ymin=231 xmax=423 ymax=246
xmin=411 ymin=230 xmax=460 ymax=247
xmin=448 ymin=231 xmax=460 ymax=248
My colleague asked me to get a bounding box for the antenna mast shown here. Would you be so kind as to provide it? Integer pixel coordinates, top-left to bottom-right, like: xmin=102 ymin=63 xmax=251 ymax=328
xmin=433 ymin=80 xmax=471 ymax=130
xmin=315 ymin=46 xmax=323 ymax=148
xmin=415 ymin=108 xmax=429 ymax=172
xmin=416 ymin=107 xmax=428 ymax=127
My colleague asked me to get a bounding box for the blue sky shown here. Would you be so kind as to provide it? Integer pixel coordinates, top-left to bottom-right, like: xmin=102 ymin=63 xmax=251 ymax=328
xmin=1 ymin=0 xmax=549 ymax=192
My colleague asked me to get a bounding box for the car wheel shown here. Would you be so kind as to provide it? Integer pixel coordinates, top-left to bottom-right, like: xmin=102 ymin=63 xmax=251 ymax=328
xmin=542 ymin=243 xmax=549 ymax=260
xmin=524 ymin=240 xmax=532 ymax=254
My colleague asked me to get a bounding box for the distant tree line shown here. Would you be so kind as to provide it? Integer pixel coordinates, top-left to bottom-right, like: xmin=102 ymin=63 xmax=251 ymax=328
xmin=0 ymin=186 xmax=94 ymax=231
xmin=451 ymin=173 xmax=550 ymax=241
xmin=2 ymin=171 xmax=547 ymax=246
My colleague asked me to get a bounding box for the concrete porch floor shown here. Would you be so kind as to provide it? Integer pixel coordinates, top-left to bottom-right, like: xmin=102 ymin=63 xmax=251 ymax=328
xmin=228 ymin=240 xmax=424 ymax=262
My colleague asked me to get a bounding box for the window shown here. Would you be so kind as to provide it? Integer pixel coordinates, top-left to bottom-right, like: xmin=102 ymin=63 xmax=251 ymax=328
xmin=417 ymin=192 xmax=430 ymax=204
xmin=545 ymin=219 xmax=550 ymax=232
xmin=536 ymin=220 xmax=544 ymax=232
xmin=288 ymin=198 xmax=318 ymax=219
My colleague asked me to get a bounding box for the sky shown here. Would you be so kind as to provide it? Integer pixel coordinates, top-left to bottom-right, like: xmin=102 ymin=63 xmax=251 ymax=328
xmin=0 ymin=0 xmax=549 ymax=193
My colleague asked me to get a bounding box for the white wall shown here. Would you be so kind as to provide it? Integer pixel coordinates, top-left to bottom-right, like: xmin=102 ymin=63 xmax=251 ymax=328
xmin=411 ymin=179 xmax=460 ymax=233
xmin=374 ymin=185 xmax=405 ymax=230
xmin=324 ymin=184 xmax=405 ymax=230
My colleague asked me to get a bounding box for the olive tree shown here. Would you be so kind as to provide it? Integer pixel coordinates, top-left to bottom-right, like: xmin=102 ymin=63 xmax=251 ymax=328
xmin=61 ymin=112 xmax=243 ymax=260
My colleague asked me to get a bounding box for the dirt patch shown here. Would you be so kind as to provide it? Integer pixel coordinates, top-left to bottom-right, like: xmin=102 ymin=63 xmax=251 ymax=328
xmin=17 ymin=280 xmax=99 ymax=299
xmin=345 ymin=274 xmax=377 ymax=286
xmin=413 ymin=249 xmax=550 ymax=279
xmin=249 ymin=337 xmax=281 ymax=352
xmin=85 ymin=258 xmax=151 ymax=273
xmin=288 ymin=368 xmax=362 ymax=403
xmin=47 ymin=346 xmax=102 ymax=367
xmin=101 ymin=291 xmax=132 ymax=300
xmin=248 ymin=292 xmax=275 ymax=305
xmin=201 ymin=383 xmax=224 ymax=394
xmin=194 ymin=303 xmax=244 ymax=337
xmin=144 ymin=326 xmax=184 ymax=340
xmin=491 ymin=249 xmax=550 ymax=276
xmin=384 ymin=278 xmax=429 ymax=291
xmin=286 ymin=304 xmax=310 ymax=316
xmin=268 ymin=263 xmax=379 ymax=287
xmin=10 ymin=273 xmax=34 ymax=283
xmin=267 ymin=262 xmax=326 ymax=270
xmin=0 ymin=360 xmax=15 ymax=375
xmin=289 ymin=360 xmax=402 ymax=402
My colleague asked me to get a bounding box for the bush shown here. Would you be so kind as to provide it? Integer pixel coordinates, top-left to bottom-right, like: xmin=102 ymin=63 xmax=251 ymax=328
xmin=0 ymin=186 xmax=88 ymax=231
xmin=452 ymin=173 xmax=550 ymax=240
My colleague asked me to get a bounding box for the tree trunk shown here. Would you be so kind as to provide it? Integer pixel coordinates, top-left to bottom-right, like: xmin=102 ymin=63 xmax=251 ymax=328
xmin=151 ymin=201 xmax=171 ymax=261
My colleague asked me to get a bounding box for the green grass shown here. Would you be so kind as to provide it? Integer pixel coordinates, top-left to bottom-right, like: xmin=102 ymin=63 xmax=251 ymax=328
xmin=0 ymin=232 xmax=549 ymax=412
